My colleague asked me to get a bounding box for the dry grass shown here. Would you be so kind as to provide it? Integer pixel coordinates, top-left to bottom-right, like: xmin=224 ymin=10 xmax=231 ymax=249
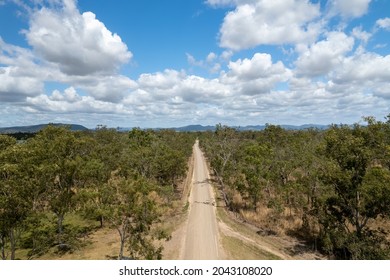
xmin=367 ymin=216 xmax=390 ymax=242
xmin=34 ymin=227 xmax=120 ymax=260
xmin=227 ymin=186 xmax=305 ymax=237
xmin=17 ymin=155 xmax=195 ymax=260
xmin=239 ymin=206 xmax=303 ymax=236
xmin=213 ymin=189 xmax=287 ymax=259
xmin=221 ymin=234 xmax=281 ymax=260
xmin=213 ymin=184 xmax=325 ymax=260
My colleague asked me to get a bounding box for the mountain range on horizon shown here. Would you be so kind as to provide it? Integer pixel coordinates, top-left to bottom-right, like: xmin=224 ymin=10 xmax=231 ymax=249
xmin=0 ymin=123 xmax=332 ymax=134
xmin=0 ymin=123 xmax=89 ymax=134
xmin=0 ymin=123 xmax=335 ymax=134
xmin=169 ymin=124 xmax=330 ymax=132
xmin=165 ymin=124 xmax=330 ymax=132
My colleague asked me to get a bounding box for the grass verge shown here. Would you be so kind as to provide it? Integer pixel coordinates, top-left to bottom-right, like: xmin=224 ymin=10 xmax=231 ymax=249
xmin=213 ymin=186 xmax=283 ymax=260
xmin=221 ymin=234 xmax=281 ymax=260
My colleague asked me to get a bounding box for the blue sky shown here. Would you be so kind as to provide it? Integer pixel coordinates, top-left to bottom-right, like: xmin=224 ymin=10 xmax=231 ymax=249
xmin=0 ymin=0 xmax=390 ymax=128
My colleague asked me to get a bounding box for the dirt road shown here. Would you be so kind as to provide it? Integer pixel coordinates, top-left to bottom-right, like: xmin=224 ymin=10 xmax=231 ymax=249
xmin=180 ymin=140 xmax=224 ymax=259
xmin=162 ymin=140 xmax=323 ymax=260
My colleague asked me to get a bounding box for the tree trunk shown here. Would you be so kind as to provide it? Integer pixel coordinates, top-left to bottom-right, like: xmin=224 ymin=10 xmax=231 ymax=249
xmin=355 ymin=190 xmax=362 ymax=237
xmin=9 ymin=228 xmax=16 ymax=260
xmin=213 ymin=168 xmax=230 ymax=208
xmin=57 ymin=213 xmax=65 ymax=244
xmin=1 ymin=234 xmax=6 ymax=260
xmin=99 ymin=216 xmax=104 ymax=228
xmin=265 ymin=180 xmax=271 ymax=198
xmin=118 ymin=229 xmax=126 ymax=260
xmin=117 ymin=220 xmax=128 ymax=260
xmin=118 ymin=235 xmax=124 ymax=260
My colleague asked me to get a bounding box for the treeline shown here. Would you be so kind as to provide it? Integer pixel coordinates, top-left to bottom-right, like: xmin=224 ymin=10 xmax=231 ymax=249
xmin=200 ymin=116 xmax=390 ymax=259
xmin=0 ymin=126 xmax=195 ymax=260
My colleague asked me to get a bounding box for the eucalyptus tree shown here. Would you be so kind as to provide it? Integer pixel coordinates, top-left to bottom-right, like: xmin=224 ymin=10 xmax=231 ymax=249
xmin=0 ymin=135 xmax=32 ymax=259
xmin=27 ymin=125 xmax=94 ymax=247
xmin=237 ymin=142 xmax=273 ymax=211
xmin=319 ymin=121 xmax=390 ymax=259
xmin=103 ymin=175 xmax=166 ymax=260
xmin=79 ymin=126 xmax=127 ymax=228
xmin=203 ymin=124 xmax=241 ymax=208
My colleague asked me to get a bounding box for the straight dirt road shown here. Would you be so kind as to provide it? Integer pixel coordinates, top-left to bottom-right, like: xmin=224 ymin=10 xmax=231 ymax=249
xmin=180 ymin=140 xmax=224 ymax=259
xmin=165 ymin=140 xmax=322 ymax=260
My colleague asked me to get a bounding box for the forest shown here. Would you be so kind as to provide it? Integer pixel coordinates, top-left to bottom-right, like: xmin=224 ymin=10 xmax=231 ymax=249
xmin=200 ymin=115 xmax=390 ymax=260
xmin=0 ymin=125 xmax=195 ymax=260
xmin=1 ymin=114 xmax=390 ymax=260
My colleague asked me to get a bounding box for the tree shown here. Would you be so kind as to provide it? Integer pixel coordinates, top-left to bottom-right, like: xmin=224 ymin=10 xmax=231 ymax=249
xmin=239 ymin=142 xmax=273 ymax=211
xmin=212 ymin=124 xmax=238 ymax=179
xmin=126 ymin=128 xmax=156 ymax=178
xmin=153 ymin=144 xmax=187 ymax=187
xmin=27 ymin=126 xmax=93 ymax=247
xmin=203 ymin=124 xmax=240 ymax=209
xmin=80 ymin=126 xmax=126 ymax=228
xmin=103 ymin=175 xmax=166 ymax=260
xmin=319 ymin=122 xmax=390 ymax=259
xmin=0 ymin=136 xmax=32 ymax=259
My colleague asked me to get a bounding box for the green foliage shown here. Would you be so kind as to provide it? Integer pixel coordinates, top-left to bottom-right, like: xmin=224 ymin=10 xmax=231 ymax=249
xmin=20 ymin=214 xmax=57 ymax=258
xmin=0 ymin=138 xmax=33 ymax=259
xmin=101 ymin=175 xmax=166 ymax=259
xmin=238 ymin=142 xmax=273 ymax=210
xmin=1 ymin=125 xmax=195 ymax=259
xmin=317 ymin=122 xmax=390 ymax=259
xmin=129 ymin=127 xmax=154 ymax=148
xmin=4 ymin=115 xmax=389 ymax=260
xmin=362 ymin=167 xmax=390 ymax=217
xmin=0 ymin=134 xmax=17 ymax=150
xmin=320 ymin=227 xmax=390 ymax=260
xmin=25 ymin=125 xmax=95 ymax=245
xmin=200 ymin=116 xmax=390 ymax=259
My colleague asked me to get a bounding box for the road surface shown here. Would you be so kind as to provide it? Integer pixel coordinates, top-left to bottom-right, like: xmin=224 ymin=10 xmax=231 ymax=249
xmin=180 ymin=140 xmax=223 ymax=259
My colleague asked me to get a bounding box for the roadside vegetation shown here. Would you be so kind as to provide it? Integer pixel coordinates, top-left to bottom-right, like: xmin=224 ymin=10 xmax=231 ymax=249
xmin=0 ymin=126 xmax=195 ymax=260
xmin=2 ymin=114 xmax=390 ymax=260
xmin=200 ymin=115 xmax=390 ymax=260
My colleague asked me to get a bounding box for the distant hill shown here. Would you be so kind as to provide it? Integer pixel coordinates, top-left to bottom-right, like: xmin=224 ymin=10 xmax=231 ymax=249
xmin=170 ymin=124 xmax=330 ymax=132
xmin=172 ymin=124 xmax=216 ymax=132
xmin=0 ymin=123 xmax=89 ymax=134
xmin=116 ymin=125 xmax=216 ymax=132
xmin=116 ymin=124 xmax=330 ymax=132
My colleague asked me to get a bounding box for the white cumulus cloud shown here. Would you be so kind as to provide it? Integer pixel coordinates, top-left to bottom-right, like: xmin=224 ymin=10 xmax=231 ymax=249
xmin=376 ymin=18 xmax=390 ymax=30
xmin=351 ymin=27 xmax=371 ymax=43
xmin=26 ymin=86 xmax=131 ymax=114
xmin=135 ymin=69 xmax=231 ymax=104
xmin=222 ymin=53 xmax=292 ymax=95
xmin=329 ymin=0 xmax=372 ymax=18
xmin=226 ymin=53 xmax=289 ymax=80
xmin=25 ymin=0 xmax=132 ymax=76
xmin=69 ymin=75 xmax=137 ymax=102
xmin=0 ymin=67 xmax=43 ymax=101
xmin=0 ymin=38 xmax=45 ymax=101
xmin=218 ymin=0 xmax=321 ymax=50
xmin=295 ymin=32 xmax=355 ymax=77
xmin=332 ymin=53 xmax=390 ymax=84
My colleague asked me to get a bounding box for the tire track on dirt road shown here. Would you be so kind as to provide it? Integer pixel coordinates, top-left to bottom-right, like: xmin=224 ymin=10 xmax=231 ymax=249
xmin=180 ymin=140 xmax=224 ymax=260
